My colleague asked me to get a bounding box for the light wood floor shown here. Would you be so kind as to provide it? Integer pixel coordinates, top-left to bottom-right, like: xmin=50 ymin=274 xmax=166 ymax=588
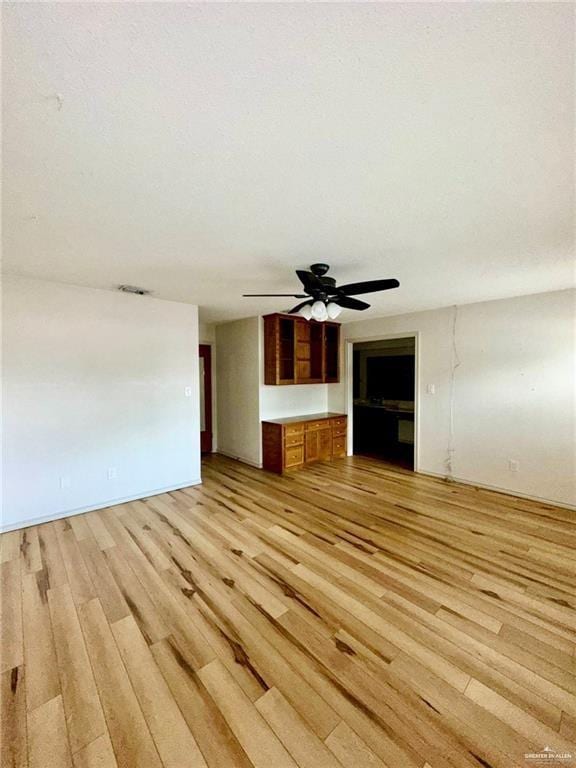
xmin=2 ymin=455 xmax=575 ymax=768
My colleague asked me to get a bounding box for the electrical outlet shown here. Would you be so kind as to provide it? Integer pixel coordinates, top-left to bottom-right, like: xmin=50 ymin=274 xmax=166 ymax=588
xmin=60 ymin=476 xmax=71 ymax=489
xmin=184 ymin=386 xmax=193 ymax=397
xmin=508 ymin=459 xmax=520 ymax=473
xmin=107 ymin=467 xmax=117 ymax=480
xmin=426 ymin=384 xmax=436 ymax=395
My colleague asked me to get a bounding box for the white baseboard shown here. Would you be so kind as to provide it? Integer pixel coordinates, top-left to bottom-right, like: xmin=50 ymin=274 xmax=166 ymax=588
xmin=417 ymin=470 xmax=575 ymax=511
xmin=216 ymin=449 xmax=262 ymax=469
xmin=0 ymin=478 xmax=203 ymax=533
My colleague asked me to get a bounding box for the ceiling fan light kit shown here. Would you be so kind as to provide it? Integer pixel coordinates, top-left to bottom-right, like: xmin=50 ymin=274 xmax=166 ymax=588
xmin=243 ymin=263 xmax=399 ymax=321
xmin=326 ymin=302 xmax=342 ymax=320
xmin=311 ymin=300 xmax=328 ymax=321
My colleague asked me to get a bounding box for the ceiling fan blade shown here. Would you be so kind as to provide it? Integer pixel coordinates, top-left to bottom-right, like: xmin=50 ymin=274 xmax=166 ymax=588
xmin=242 ymin=294 xmax=308 ymax=297
xmin=296 ymin=270 xmax=322 ymax=292
xmin=337 ymin=279 xmax=400 ymax=296
xmin=288 ymin=299 xmax=313 ymax=314
xmin=336 ymin=296 xmax=370 ymax=311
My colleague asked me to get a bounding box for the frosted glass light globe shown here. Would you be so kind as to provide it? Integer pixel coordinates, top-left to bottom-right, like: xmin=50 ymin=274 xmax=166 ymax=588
xmin=298 ymin=304 xmax=313 ymax=320
xmin=311 ymin=300 xmax=328 ymax=321
xmin=326 ymin=302 xmax=342 ymax=319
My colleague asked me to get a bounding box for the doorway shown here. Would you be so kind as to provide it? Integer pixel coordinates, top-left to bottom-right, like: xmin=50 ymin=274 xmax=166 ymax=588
xmin=351 ymin=337 xmax=416 ymax=470
xmin=199 ymin=344 xmax=212 ymax=453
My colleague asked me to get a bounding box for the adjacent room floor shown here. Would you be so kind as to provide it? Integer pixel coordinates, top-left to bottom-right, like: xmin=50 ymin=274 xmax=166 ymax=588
xmin=2 ymin=455 xmax=575 ymax=768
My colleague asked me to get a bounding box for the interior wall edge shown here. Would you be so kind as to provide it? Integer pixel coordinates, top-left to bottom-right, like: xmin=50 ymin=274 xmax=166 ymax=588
xmin=0 ymin=478 xmax=203 ymax=533
xmin=416 ymin=469 xmax=576 ymax=512
xmin=215 ymin=449 xmax=263 ymax=469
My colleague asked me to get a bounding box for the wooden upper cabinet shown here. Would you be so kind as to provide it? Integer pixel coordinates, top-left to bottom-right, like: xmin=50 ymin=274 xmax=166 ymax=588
xmin=324 ymin=323 xmax=340 ymax=383
xmin=263 ymin=313 xmax=340 ymax=385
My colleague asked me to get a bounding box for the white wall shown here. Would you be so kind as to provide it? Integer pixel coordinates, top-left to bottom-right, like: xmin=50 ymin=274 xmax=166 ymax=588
xmin=215 ymin=317 xmax=261 ymax=466
xmin=199 ymin=322 xmax=216 ymax=344
xmin=329 ymin=289 xmax=576 ymax=507
xmin=260 ymin=384 xmax=328 ymax=421
xmin=2 ymin=276 xmax=201 ymax=531
xmin=199 ymin=320 xmax=217 ymax=451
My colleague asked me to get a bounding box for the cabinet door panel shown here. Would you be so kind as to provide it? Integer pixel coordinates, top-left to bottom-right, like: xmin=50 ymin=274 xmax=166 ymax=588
xmin=296 ymin=342 xmax=310 ymax=360
xmin=324 ymin=323 xmax=340 ymax=382
xmin=318 ymin=428 xmax=332 ymax=460
xmin=305 ymin=431 xmax=319 ymax=463
xmin=296 ymin=360 xmax=311 ymax=381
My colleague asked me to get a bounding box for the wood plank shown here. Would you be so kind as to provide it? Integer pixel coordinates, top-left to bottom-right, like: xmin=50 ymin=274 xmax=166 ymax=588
xmin=560 ymin=711 xmax=576 ymax=742
xmin=102 ymin=547 xmax=169 ymax=644
xmin=56 ymin=528 xmax=96 ymax=607
xmin=22 ymin=571 xmax=60 ymax=710
xmin=151 ymin=636 xmax=254 ymax=768
xmin=111 ymin=615 xmax=208 ymax=768
xmin=27 ymin=695 xmax=72 ymax=768
xmin=68 ymin=515 xmax=93 ymax=543
xmin=72 ymin=734 xmax=118 ymax=768
xmin=37 ymin=524 xmax=68 ymax=589
xmin=77 ymin=538 xmax=130 ymax=624
xmin=464 ymin=678 xmax=576 ymax=753
xmin=255 ymin=687 xmax=343 ymax=768
xmin=77 ymin=598 xmax=162 ymax=768
xmin=198 ymin=659 xmax=298 ymax=768
xmin=1 ymin=559 xmax=23 ymax=672
xmin=85 ymin=513 xmax=116 ymax=551
xmin=1 ymin=530 xmax=22 ymax=563
xmin=1 ymin=666 xmax=27 ymax=768
xmin=47 ymin=584 xmax=106 ymax=753
xmin=324 ymin=721 xmax=387 ymax=768
xmin=20 ymin=527 xmax=42 ymax=573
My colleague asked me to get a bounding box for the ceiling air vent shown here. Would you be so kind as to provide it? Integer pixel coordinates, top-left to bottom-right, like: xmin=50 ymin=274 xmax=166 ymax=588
xmin=118 ymin=285 xmax=152 ymax=296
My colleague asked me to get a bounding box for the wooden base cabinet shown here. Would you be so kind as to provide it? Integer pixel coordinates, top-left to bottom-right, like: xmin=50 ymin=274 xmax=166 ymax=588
xmin=262 ymin=413 xmax=347 ymax=473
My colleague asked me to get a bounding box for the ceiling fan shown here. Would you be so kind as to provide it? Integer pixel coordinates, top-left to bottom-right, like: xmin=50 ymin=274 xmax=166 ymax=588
xmin=243 ymin=263 xmax=399 ymax=321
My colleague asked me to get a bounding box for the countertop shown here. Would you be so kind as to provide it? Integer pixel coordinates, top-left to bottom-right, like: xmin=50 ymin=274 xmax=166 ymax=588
xmin=262 ymin=412 xmax=346 ymax=425
xmin=354 ymin=403 xmax=414 ymax=416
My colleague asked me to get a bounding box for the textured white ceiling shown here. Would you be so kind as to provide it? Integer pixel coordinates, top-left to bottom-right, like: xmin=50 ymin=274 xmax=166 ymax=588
xmin=3 ymin=2 xmax=574 ymax=323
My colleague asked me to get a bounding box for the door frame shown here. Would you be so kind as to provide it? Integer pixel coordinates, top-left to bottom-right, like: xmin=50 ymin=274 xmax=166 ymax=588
xmin=199 ymin=344 xmax=213 ymax=454
xmin=345 ymin=331 xmax=420 ymax=472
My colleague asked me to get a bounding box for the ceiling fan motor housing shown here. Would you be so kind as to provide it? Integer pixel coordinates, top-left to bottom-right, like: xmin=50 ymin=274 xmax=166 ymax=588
xmin=309 ymin=263 xmax=331 ymax=277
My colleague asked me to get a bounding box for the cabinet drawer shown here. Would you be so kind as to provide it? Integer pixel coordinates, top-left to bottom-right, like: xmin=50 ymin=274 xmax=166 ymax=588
xmin=305 ymin=420 xmax=331 ymax=431
xmin=285 ymin=424 xmax=304 ymax=437
xmin=285 ymin=444 xmax=304 ymax=468
xmin=331 ymin=417 xmax=347 ymax=428
xmin=285 ymin=433 xmax=304 ymax=448
xmin=332 ymin=426 xmax=347 ymax=438
xmin=332 ymin=436 xmax=346 ymax=457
